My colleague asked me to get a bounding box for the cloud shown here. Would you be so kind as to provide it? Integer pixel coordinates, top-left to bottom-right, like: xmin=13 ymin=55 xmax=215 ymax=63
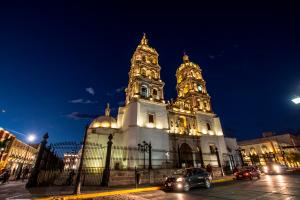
xmin=69 ymin=99 xmax=84 ymax=103
xmin=116 ymin=86 xmax=126 ymax=93
xmin=107 ymin=86 xmax=126 ymax=96
xmin=118 ymin=101 xmax=125 ymax=106
xmin=69 ymin=99 xmax=98 ymax=104
xmin=86 ymin=87 xmax=95 ymax=95
xmin=66 ymin=112 xmax=98 ymax=120
xmin=1 ymin=109 xmax=5 ymax=113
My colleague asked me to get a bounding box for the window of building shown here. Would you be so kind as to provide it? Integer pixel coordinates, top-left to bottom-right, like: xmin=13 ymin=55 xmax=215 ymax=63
xmin=153 ymin=88 xmax=158 ymax=96
xmin=250 ymin=147 xmax=256 ymax=155
xmin=261 ymin=145 xmax=268 ymax=153
xmin=141 ymin=85 xmax=148 ymax=97
xmin=207 ymin=123 xmax=211 ymax=130
xmin=141 ymin=68 xmax=146 ymax=76
xmin=148 ymin=114 xmax=154 ymax=124
xmin=209 ymin=144 xmax=216 ymax=154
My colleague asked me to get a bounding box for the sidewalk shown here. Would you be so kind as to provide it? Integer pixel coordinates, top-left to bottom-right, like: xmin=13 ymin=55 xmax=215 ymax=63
xmin=0 ymin=176 xmax=234 ymax=199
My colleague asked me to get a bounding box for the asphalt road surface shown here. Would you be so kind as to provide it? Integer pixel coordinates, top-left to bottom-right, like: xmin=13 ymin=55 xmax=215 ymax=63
xmin=125 ymin=173 xmax=300 ymax=200
xmin=1 ymin=172 xmax=300 ymax=199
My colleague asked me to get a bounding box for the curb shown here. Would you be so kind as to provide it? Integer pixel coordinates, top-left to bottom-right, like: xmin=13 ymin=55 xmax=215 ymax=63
xmin=212 ymin=177 xmax=234 ymax=183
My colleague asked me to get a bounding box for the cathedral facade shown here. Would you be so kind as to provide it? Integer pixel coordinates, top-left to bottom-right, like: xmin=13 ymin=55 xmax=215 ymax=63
xmin=85 ymin=34 xmax=228 ymax=170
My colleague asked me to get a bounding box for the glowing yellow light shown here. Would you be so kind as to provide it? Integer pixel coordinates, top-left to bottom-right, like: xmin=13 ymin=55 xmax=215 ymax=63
xmin=111 ymin=123 xmax=117 ymax=128
xmin=146 ymin=123 xmax=154 ymax=128
xmin=92 ymin=122 xmax=101 ymax=128
xmin=216 ymin=131 xmax=223 ymax=136
xmin=156 ymin=124 xmax=163 ymax=129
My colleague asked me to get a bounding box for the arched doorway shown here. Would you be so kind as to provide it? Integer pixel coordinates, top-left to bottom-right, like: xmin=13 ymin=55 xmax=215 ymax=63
xmin=180 ymin=143 xmax=193 ymax=168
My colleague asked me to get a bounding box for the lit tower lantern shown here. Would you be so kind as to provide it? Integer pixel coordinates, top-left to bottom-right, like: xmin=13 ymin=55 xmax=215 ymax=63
xmin=174 ymin=53 xmax=212 ymax=113
xmin=125 ymin=33 xmax=165 ymax=104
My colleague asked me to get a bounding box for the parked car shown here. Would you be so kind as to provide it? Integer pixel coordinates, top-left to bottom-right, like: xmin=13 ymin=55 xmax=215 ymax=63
xmin=235 ymin=166 xmax=261 ymax=180
xmin=164 ymin=168 xmax=212 ymax=191
xmin=262 ymin=163 xmax=288 ymax=174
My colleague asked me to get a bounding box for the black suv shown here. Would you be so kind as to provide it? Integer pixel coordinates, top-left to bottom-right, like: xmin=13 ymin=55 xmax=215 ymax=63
xmin=164 ymin=168 xmax=212 ymax=191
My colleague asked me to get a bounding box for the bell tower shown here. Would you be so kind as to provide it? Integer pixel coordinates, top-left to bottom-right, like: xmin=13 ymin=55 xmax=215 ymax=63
xmin=125 ymin=33 xmax=165 ymax=105
xmin=173 ymin=53 xmax=212 ymax=113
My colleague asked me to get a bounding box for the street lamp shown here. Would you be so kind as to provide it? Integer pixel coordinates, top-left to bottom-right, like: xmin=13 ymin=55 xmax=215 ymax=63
xmin=16 ymin=134 xmax=36 ymax=180
xmin=138 ymin=141 xmax=152 ymax=169
xmin=28 ymin=134 xmax=36 ymax=143
xmin=291 ymin=97 xmax=300 ymax=104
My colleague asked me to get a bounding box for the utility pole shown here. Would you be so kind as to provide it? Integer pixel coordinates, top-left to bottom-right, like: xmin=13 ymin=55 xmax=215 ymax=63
xmin=73 ymin=125 xmax=89 ymax=194
xmin=101 ymin=134 xmax=113 ymax=187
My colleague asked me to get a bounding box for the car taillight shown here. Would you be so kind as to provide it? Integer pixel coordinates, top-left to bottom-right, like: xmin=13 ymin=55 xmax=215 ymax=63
xmin=244 ymin=172 xmax=249 ymax=176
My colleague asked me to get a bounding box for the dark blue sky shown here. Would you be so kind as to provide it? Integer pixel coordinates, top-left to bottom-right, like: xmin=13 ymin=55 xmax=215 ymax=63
xmin=0 ymin=1 xmax=299 ymax=143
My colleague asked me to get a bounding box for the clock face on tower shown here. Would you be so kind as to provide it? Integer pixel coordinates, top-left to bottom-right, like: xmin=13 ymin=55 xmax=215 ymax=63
xmin=197 ymin=85 xmax=202 ymax=92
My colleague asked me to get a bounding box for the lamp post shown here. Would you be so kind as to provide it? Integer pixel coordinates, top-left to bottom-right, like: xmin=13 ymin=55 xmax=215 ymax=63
xmin=138 ymin=141 xmax=152 ymax=169
xmin=16 ymin=134 xmax=36 ymax=180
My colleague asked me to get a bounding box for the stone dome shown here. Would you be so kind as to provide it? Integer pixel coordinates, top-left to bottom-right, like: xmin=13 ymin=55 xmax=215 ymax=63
xmin=90 ymin=103 xmax=117 ymax=128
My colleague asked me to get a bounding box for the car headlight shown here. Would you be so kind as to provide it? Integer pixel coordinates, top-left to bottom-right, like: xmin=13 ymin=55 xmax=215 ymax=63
xmin=263 ymin=166 xmax=268 ymax=172
xmin=273 ymin=165 xmax=280 ymax=173
xmin=176 ymin=177 xmax=183 ymax=182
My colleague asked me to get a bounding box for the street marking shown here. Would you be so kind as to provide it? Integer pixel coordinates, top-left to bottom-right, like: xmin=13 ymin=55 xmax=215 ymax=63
xmin=34 ymin=186 xmax=161 ymax=200
xmin=34 ymin=177 xmax=235 ymax=200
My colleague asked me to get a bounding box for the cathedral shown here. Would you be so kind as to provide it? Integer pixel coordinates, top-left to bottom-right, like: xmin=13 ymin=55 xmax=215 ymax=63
xmin=85 ymin=34 xmax=228 ymax=170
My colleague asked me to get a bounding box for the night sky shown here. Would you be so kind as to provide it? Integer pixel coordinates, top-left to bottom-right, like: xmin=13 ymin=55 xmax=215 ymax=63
xmin=0 ymin=1 xmax=300 ymax=143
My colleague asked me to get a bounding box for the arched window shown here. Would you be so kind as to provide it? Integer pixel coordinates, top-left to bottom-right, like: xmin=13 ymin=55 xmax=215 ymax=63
xmin=206 ymin=123 xmax=211 ymax=130
xmin=179 ymin=116 xmax=186 ymax=128
xmin=152 ymin=88 xmax=158 ymax=97
xmin=209 ymin=144 xmax=216 ymax=153
xmin=250 ymin=147 xmax=256 ymax=155
xmin=141 ymin=68 xmax=146 ymax=76
xmin=151 ymin=71 xmax=155 ymax=79
xmin=141 ymin=85 xmax=148 ymax=98
xmin=261 ymin=145 xmax=268 ymax=153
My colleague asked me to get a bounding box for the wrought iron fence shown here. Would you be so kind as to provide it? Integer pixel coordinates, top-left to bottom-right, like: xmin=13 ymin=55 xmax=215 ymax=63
xmin=33 ymin=138 xmax=225 ymax=187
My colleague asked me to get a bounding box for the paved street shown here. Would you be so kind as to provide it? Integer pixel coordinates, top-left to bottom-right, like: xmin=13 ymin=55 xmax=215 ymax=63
xmin=1 ymin=172 xmax=300 ymax=199
xmin=101 ymin=172 xmax=300 ymax=200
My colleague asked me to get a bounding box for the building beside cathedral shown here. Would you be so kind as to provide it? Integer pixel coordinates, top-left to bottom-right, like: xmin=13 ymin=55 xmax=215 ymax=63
xmin=85 ymin=34 xmax=228 ymax=170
